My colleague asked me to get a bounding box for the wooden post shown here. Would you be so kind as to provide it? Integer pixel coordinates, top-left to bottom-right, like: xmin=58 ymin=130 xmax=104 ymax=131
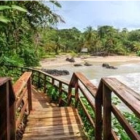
xmin=10 ymin=103 xmax=16 ymax=140
xmin=75 ymin=81 xmax=79 ymax=108
xmin=6 ymin=82 xmax=10 ymax=140
xmin=32 ymin=71 xmax=34 ymax=85
xmin=58 ymin=82 xmax=62 ymax=106
xmin=9 ymin=80 xmax=16 ymax=140
xmin=43 ymin=75 xmax=46 ymax=93
xmin=0 ymin=79 xmax=15 ymax=140
xmin=27 ymin=77 xmax=32 ymax=112
xmin=95 ymin=82 xmax=103 ymax=140
xmin=103 ymin=84 xmax=111 ymax=140
xmin=67 ymin=86 xmax=72 ymax=105
xmin=52 ymin=78 xmax=54 ymax=86
xmin=38 ymin=72 xmax=41 ymax=88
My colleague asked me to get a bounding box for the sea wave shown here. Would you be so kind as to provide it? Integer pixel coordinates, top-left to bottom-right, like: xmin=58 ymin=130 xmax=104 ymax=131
xmin=91 ymin=72 xmax=140 ymax=94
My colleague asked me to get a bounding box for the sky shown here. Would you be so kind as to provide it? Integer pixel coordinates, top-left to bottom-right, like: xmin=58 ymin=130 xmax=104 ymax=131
xmin=48 ymin=1 xmax=140 ymax=31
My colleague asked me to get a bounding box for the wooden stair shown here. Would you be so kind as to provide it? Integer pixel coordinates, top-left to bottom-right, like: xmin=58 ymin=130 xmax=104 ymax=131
xmin=22 ymin=88 xmax=87 ymax=140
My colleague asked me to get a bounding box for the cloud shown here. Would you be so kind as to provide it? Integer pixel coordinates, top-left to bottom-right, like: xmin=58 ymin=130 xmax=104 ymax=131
xmin=53 ymin=1 xmax=140 ymax=30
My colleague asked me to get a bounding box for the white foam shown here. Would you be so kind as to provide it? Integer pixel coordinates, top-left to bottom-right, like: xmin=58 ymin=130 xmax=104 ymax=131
xmin=91 ymin=73 xmax=140 ymax=94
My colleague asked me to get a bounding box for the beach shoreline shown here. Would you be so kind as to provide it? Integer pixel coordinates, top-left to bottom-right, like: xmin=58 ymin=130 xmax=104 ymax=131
xmin=40 ymin=55 xmax=140 ymax=68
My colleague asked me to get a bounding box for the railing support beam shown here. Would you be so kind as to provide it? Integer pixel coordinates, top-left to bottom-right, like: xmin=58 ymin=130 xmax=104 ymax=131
xmin=103 ymin=84 xmax=111 ymax=140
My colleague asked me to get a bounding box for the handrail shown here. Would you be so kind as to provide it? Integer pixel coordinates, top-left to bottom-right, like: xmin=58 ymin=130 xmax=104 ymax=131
xmin=99 ymin=78 xmax=140 ymax=140
xmin=13 ymin=72 xmax=32 ymax=130
xmin=3 ymin=65 xmax=140 ymax=140
xmin=68 ymin=72 xmax=140 ymax=140
xmin=0 ymin=72 xmax=32 ymax=140
xmin=6 ymin=65 xmax=69 ymax=106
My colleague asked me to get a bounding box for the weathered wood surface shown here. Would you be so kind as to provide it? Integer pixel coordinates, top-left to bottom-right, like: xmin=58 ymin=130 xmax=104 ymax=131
xmin=22 ymin=88 xmax=87 ymax=140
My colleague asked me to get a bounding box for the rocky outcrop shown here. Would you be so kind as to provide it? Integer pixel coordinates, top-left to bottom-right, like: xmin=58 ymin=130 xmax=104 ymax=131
xmin=84 ymin=62 xmax=92 ymax=66
xmin=66 ymin=57 xmax=75 ymax=62
xmin=102 ymin=63 xmax=117 ymax=69
xmin=41 ymin=69 xmax=69 ymax=76
xmin=74 ymin=64 xmax=82 ymax=67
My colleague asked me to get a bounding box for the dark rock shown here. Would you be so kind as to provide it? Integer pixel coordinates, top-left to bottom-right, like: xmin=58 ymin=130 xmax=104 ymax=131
xmin=66 ymin=58 xmax=70 ymax=61
xmin=102 ymin=63 xmax=110 ymax=68
xmin=41 ymin=69 xmax=69 ymax=76
xmin=74 ymin=64 xmax=82 ymax=67
xmin=84 ymin=62 xmax=92 ymax=66
xmin=66 ymin=57 xmax=75 ymax=62
xmin=102 ymin=63 xmax=117 ymax=69
xmin=109 ymin=66 xmax=117 ymax=69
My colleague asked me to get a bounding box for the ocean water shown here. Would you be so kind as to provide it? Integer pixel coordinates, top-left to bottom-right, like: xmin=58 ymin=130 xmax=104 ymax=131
xmin=44 ymin=62 xmax=140 ymax=94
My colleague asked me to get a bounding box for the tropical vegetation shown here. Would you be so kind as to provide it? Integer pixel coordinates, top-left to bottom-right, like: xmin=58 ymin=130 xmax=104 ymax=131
xmin=0 ymin=1 xmax=63 ymax=67
xmin=1 ymin=1 xmax=140 ymax=67
xmin=1 ymin=2 xmax=140 ymax=139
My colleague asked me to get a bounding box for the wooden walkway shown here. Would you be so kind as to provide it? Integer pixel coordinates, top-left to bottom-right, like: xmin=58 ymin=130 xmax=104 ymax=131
xmin=22 ymin=88 xmax=87 ymax=140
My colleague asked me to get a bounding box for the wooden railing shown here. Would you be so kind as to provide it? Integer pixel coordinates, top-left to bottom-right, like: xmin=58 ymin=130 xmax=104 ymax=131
xmin=0 ymin=72 xmax=32 ymax=140
xmin=13 ymin=72 xmax=32 ymax=130
xmin=6 ymin=65 xmax=69 ymax=106
xmin=68 ymin=73 xmax=140 ymax=140
xmin=99 ymin=78 xmax=140 ymax=140
xmin=2 ymin=65 xmax=140 ymax=140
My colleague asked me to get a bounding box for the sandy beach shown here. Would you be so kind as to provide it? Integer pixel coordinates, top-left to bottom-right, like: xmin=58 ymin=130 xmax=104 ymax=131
xmin=40 ymin=55 xmax=140 ymax=68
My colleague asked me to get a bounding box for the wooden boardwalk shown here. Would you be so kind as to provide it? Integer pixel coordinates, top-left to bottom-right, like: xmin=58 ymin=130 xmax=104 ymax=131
xmin=22 ymin=88 xmax=87 ymax=140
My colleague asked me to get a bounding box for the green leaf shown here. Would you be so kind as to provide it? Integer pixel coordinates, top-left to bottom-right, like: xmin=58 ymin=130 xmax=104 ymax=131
xmin=50 ymin=0 xmax=61 ymax=8
xmin=11 ymin=5 xmax=27 ymax=12
xmin=0 ymin=16 xmax=10 ymax=23
xmin=0 ymin=6 xmax=10 ymax=10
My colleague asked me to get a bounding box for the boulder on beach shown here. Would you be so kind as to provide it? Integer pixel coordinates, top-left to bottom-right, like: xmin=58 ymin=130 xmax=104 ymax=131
xmin=74 ymin=64 xmax=82 ymax=67
xmin=66 ymin=57 xmax=75 ymax=62
xmin=102 ymin=63 xmax=117 ymax=69
xmin=84 ymin=62 xmax=92 ymax=66
xmin=41 ymin=69 xmax=70 ymax=76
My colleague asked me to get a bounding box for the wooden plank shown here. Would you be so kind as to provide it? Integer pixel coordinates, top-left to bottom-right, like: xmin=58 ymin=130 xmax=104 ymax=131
xmin=79 ymin=97 xmax=95 ymax=128
xmin=22 ymin=135 xmax=87 ymax=140
xmin=24 ymin=124 xmax=84 ymax=133
xmin=74 ymin=72 xmax=97 ymax=97
xmin=27 ymin=117 xmax=81 ymax=127
xmin=13 ymin=72 xmax=32 ymax=97
xmin=111 ymin=130 xmax=119 ymax=140
xmin=30 ymin=107 xmax=76 ymax=113
xmin=24 ymin=128 xmax=84 ymax=136
xmin=16 ymin=87 xmax=27 ymax=109
xmin=28 ymin=111 xmax=77 ymax=119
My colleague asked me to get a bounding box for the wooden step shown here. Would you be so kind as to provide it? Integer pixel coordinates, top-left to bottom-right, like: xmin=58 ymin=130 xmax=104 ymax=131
xmin=22 ymin=88 xmax=87 ymax=140
xmin=22 ymin=135 xmax=87 ymax=140
xmin=29 ymin=107 xmax=78 ymax=119
xmin=24 ymin=124 xmax=84 ymax=133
